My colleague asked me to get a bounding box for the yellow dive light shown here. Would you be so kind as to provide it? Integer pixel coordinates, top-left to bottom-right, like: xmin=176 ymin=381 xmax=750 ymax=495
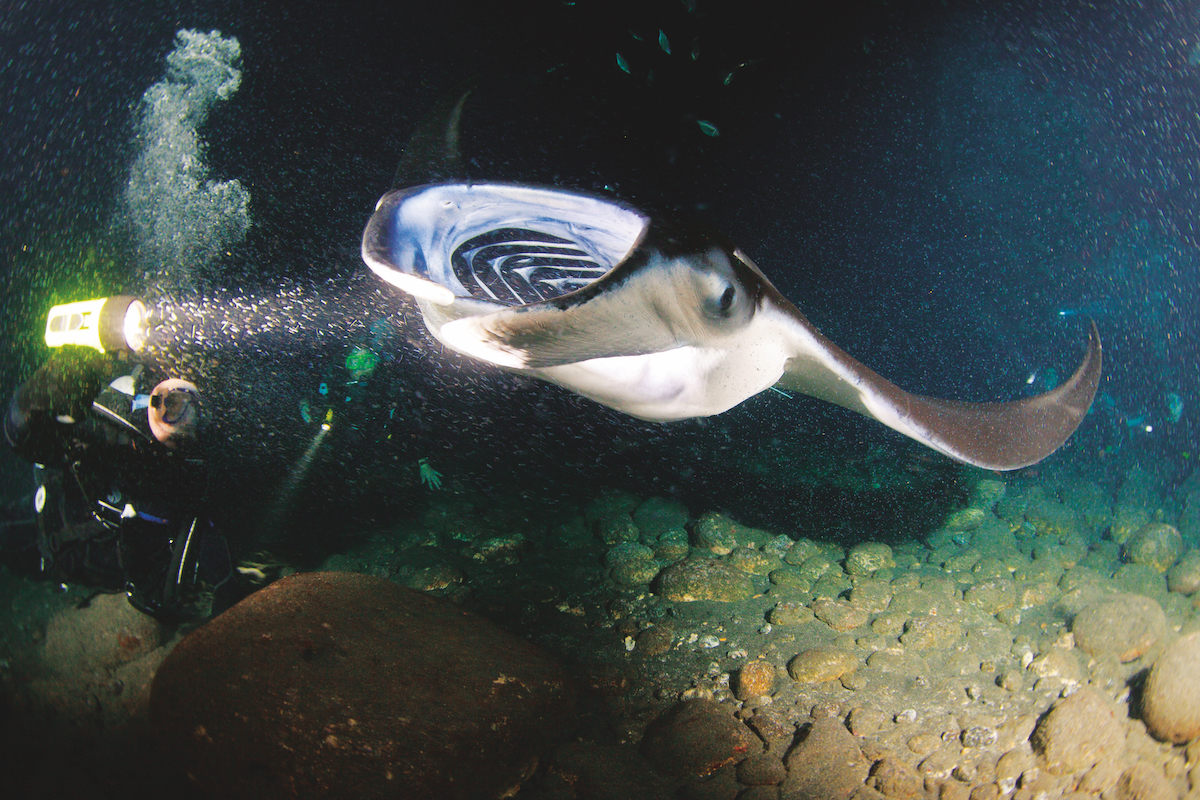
xmin=44 ymin=295 xmax=149 ymax=353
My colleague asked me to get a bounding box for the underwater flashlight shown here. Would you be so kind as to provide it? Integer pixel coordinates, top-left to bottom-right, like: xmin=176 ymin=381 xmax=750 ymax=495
xmin=44 ymin=295 xmax=149 ymax=354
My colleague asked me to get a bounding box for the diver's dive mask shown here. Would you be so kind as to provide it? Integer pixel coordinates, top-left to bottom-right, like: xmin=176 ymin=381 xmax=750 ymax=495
xmin=148 ymin=379 xmax=201 ymax=446
xmin=151 ymin=389 xmax=197 ymax=424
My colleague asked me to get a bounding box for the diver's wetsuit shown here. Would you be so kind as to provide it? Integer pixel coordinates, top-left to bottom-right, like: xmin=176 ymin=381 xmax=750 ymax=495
xmin=2 ymin=346 xmax=236 ymax=620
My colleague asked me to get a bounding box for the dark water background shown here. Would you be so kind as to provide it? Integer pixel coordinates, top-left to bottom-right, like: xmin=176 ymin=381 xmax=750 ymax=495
xmin=1 ymin=0 xmax=1197 ymax=560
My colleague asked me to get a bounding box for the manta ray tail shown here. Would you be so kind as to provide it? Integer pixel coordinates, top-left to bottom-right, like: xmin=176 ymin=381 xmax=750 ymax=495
xmin=780 ymin=321 xmax=1102 ymax=471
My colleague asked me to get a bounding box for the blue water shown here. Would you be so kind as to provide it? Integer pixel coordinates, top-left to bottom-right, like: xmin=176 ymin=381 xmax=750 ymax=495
xmin=1 ymin=0 xmax=1197 ymax=547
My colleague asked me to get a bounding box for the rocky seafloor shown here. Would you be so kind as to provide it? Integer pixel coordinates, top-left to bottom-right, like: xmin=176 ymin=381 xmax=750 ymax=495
xmin=2 ymin=462 xmax=1200 ymax=800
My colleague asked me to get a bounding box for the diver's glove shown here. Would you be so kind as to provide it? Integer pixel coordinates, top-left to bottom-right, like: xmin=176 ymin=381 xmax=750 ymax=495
xmin=418 ymin=458 xmax=443 ymax=490
xmin=17 ymin=345 xmax=108 ymax=424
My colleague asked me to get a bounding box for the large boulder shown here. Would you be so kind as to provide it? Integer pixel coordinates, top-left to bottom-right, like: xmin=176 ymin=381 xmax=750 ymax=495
xmin=1141 ymin=631 xmax=1200 ymax=744
xmin=1031 ymin=687 xmax=1125 ymax=774
xmin=150 ymin=571 xmax=576 ymax=799
xmin=781 ymin=717 xmax=869 ymax=800
xmin=639 ymin=699 xmax=761 ymax=778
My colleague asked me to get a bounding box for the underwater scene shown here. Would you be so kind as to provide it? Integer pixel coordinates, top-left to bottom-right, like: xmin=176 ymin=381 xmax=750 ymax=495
xmin=1 ymin=0 xmax=1199 ymax=798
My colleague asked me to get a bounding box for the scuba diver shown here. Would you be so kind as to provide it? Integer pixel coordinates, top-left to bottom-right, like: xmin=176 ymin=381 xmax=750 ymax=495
xmin=2 ymin=344 xmax=243 ymax=620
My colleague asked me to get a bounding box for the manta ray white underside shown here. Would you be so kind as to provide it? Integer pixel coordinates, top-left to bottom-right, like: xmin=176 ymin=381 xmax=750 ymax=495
xmin=362 ymin=182 xmax=1101 ymax=471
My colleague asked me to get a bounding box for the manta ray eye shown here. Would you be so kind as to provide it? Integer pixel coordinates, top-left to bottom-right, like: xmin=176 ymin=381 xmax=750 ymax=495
xmin=718 ymin=286 xmax=736 ymax=313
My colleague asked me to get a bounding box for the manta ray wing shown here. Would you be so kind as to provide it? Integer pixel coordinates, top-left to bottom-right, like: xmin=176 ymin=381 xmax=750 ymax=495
xmin=773 ymin=296 xmax=1102 ymax=470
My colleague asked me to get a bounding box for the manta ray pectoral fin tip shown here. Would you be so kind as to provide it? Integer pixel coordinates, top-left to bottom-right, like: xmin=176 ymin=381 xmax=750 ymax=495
xmin=957 ymin=322 xmax=1102 ymax=471
xmin=864 ymin=322 xmax=1102 ymax=472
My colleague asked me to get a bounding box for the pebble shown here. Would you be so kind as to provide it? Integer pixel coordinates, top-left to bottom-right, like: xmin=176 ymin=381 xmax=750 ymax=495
xmin=961 ymin=725 xmax=998 ymax=748
xmin=1140 ymin=631 xmax=1200 ymax=744
xmin=655 ymin=533 xmax=691 ymax=563
xmin=735 ymin=660 xmax=777 ymax=701
xmin=846 ymin=706 xmax=888 ymax=736
xmin=1107 ymin=506 xmax=1151 ymax=545
xmin=847 ymin=579 xmax=893 ymax=612
xmin=1114 ymin=562 xmax=1169 ymax=595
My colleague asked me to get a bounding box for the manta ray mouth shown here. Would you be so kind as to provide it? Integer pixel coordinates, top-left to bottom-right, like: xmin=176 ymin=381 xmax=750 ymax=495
xmin=362 ymin=183 xmax=648 ymax=307
xmin=452 ymin=228 xmax=609 ymax=305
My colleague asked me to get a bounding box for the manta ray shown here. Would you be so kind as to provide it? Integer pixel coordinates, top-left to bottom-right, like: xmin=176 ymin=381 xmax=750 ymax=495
xmin=361 ymin=108 xmax=1100 ymax=471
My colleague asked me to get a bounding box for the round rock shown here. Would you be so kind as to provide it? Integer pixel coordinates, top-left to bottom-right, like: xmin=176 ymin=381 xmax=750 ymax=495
xmin=787 ymin=647 xmax=857 ymax=683
xmin=656 ymin=557 xmax=755 ymax=602
xmin=639 ymin=699 xmax=759 ymax=778
xmin=1141 ymin=631 xmax=1200 ymax=744
xmin=735 ymin=660 xmax=778 ymax=701
xmin=150 ymin=571 xmax=575 ymax=800
xmin=1071 ymin=593 xmax=1167 ymax=662
xmin=844 ymin=542 xmax=895 ymax=577
xmin=1167 ymin=549 xmax=1200 ymax=595
xmin=782 ymin=717 xmax=869 ymax=800
xmin=1124 ymin=522 xmax=1183 ymax=573
xmin=944 ymin=507 xmax=987 ymax=531
xmin=1031 ymin=687 xmax=1125 ymax=774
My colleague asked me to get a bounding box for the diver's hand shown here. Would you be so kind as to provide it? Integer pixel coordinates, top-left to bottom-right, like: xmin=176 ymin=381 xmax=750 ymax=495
xmin=18 ymin=346 xmax=108 ymax=423
xmin=418 ymin=458 xmax=443 ymax=490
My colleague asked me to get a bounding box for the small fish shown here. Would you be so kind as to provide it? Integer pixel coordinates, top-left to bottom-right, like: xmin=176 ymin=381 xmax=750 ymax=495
xmin=722 ymin=59 xmax=764 ymax=87
xmin=616 ymin=52 xmax=631 ymax=74
xmin=697 ymin=119 xmax=719 ymax=136
xmin=658 ymin=30 xmax=671 ymax=55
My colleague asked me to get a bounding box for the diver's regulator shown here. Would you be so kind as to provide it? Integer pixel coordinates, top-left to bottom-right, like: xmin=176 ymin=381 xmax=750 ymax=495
xmin=44 ymin=295 xmax=149 ymax=354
